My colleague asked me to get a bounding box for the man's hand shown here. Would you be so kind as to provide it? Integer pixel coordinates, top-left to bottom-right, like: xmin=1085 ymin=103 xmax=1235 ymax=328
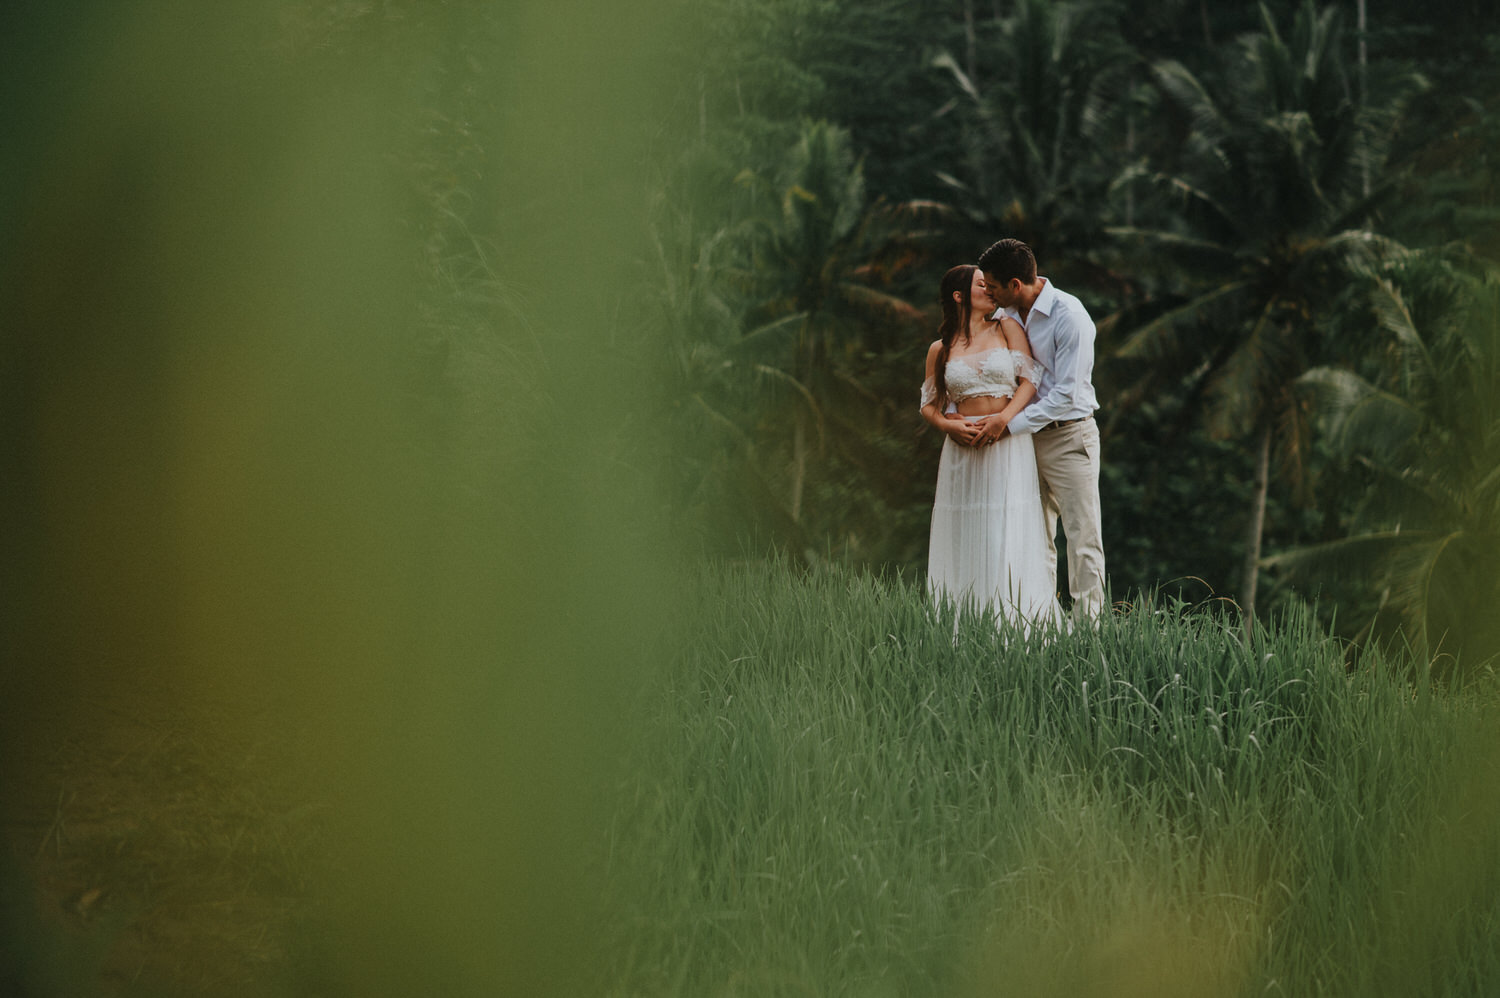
xmin=972 ymin=413 xmax=1010 ymax=445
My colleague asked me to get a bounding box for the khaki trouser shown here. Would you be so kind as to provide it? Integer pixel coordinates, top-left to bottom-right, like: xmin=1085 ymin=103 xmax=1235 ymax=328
xmin=1032 ymin=416 xmax=1106 ymax=620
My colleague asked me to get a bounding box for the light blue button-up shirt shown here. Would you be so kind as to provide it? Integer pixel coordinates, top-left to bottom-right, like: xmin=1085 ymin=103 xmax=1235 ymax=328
xmin=993 ymin=278 xmax=1098 ymax=436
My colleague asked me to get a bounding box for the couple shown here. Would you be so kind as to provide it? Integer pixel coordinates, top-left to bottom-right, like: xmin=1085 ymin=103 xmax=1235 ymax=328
xmin=920 ymin=238 xmax=1105 ymax=630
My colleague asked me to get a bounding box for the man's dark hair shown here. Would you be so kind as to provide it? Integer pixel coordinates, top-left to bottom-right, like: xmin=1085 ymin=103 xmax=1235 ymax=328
xmin=977 ymin=238 xmax=1037 ymax=284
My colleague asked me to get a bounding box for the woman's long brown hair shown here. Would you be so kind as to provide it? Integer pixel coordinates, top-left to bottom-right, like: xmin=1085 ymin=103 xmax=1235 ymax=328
xmin=932 ymin=264 xmax=977 ymax=409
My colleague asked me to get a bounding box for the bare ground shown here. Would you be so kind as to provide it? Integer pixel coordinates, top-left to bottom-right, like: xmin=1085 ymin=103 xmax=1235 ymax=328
xmin=2 ymin=667 xmax=324 ymax=997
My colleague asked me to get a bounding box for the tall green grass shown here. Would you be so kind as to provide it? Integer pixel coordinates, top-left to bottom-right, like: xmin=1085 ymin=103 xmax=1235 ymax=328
xmin=599 ymin=562 xmax=1500 ymax=997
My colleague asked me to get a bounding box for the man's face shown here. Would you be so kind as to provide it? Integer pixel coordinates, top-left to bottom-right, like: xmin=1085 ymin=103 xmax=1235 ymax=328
xmin=981 ymin=271 xmax=1017 ymax=311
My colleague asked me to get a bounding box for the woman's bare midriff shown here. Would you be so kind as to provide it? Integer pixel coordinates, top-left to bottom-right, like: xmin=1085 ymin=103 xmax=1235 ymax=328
xmin=956 ymin=395 xmax=1012 ymax=417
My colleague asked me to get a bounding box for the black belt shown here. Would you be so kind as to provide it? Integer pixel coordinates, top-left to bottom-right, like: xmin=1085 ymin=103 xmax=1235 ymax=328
xmin=1037 ymin=415 xmax=1092 ymax=432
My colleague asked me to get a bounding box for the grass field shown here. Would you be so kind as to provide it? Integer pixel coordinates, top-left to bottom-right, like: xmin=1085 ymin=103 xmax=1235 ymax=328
xmin=597 ymin=562 xmax=1500 ymax=997
xmin=4 ymin=561 xmax=1498 ymax=995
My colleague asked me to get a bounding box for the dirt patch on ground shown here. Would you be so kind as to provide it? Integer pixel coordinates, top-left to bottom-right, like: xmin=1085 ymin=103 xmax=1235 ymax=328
xmin=2 ymin=667 xmax=325 ymax=996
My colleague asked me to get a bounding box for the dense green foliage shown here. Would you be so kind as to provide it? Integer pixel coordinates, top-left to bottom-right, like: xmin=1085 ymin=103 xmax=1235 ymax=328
xmin=1269 ymin=264 xmax=1500 ymax=677
xmin=600 ymin=563 xmax=1500 ymax=996
xmin=647 ymin=0 xmax=1500 ymax=672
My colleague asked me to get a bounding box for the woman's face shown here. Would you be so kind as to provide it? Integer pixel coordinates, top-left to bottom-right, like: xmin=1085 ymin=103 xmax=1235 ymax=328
xmin=968 ymin=269 xmax=990 ymax=311
xmin=982 ymin=270 xmax=1016 ymax=310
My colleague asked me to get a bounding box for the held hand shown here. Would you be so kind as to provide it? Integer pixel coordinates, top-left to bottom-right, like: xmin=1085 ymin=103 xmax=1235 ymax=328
xmin=973 ymin=413 xmax=1010 ymax=445
xmin=944 ymin=417 xmax=982 ymax=447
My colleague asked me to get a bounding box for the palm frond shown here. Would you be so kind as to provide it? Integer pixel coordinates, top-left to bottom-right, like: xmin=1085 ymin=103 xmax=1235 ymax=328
xmin=689 ymin=392 xmax=755 ymax=449
xmin=1106 ymin=224 xmax=1238 ymax=264
xmin=836 ymin=283 xmax=925 ymax=324
xmin=1205 ymin=296 xmax=1284 ymax=436
xmin=1315 ymin=229 xmax=1412 ymax=275
xmin=1362 ymin=455 xmax=1462 ymax=513
xmin=931 ymin=50 xmax=1007 ymax=152
xmin=1296 ymin=366 xmax=1424 ymax=458
xmin=749 ymin=363 xmax=824 ymax=437
xmin=1365 ymin=278 xmax=1434 ymax=373
xmin=1150 ymin=59 xmax=1229 ymax=141
xmin=734 ymin=312 xmax=808 ymax=355
xmin=1113 ymin=281 xmax=1253 ymax=363
xmin=1388 ymin=529 xmax=1466 ymax=654
xmin=931 ymin=49 xmax=984 ymax=108
xmin=1263 ymin=529 xmax=1438 ymax=586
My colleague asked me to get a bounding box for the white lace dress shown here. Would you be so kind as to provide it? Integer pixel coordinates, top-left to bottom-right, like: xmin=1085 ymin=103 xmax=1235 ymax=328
xmin=922 ymin=348 xmax=1063 ymax=630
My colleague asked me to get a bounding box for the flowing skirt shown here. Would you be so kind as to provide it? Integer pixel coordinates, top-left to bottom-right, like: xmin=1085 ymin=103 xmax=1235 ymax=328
xmin=927 ymin=430 xmax=1063 ymax=630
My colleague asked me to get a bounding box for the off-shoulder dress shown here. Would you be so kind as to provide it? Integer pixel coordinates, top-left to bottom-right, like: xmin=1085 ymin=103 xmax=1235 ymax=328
xmin=921 ymin=347 xmax=1063 ymax=630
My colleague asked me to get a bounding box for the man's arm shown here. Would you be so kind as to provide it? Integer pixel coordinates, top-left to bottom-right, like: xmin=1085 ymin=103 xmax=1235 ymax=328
xmin=1007 ymin=306 xmax=1095 ymax=436
xmin=972 ymin=317 xmax=1037 ymax=444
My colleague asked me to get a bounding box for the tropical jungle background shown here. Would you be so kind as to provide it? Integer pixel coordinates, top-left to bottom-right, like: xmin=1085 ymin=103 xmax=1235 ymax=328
xmin=2 ymin=0 xmax=1499 ymax=995
xmin=646 ymin=0 xmax=1500 ymax=670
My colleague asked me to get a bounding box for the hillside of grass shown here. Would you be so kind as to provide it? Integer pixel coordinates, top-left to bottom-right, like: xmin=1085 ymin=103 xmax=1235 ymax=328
xmin=598 ymin=563 xmax=1500 ymax=997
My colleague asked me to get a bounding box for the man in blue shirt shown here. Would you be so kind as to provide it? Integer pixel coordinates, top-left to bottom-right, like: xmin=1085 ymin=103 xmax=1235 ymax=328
xmin=974 ymin=238 xmax=1106 ymax=619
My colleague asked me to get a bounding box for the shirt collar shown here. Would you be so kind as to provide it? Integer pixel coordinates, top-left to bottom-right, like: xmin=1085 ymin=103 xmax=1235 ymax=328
xmin=989 ymin=278 xmax=1055 ymax=323
xmin=1028 ymin=278 xmax=1057 ymax=318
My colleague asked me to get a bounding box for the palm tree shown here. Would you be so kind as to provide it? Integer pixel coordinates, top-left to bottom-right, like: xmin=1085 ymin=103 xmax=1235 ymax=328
xmin=1267 ymin=269 xmax=1500 ymax=678
xmin=1106 ymin=1 xmax=1424 ymax=629
xmin=728 ymin=120 xmax=928 ymax=527
xmin=931 ymin=0 xmax=1134 ymax=284
xmin=648 ymin=121 xmax=932 ymax=550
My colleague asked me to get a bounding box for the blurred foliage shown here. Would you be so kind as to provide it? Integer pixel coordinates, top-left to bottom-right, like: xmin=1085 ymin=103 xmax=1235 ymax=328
xmin=1268 ymin=262 xmax=1500 ymax=680
xmin=3 ymin=0 xmax=688 ymax=994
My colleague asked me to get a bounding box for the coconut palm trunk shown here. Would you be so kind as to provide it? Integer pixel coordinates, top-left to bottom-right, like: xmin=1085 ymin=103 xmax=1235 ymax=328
xmin=790 ymin=414 xmax=807 ymax=524
xmin=1241 ymin=422 xmax=1272 ymax=634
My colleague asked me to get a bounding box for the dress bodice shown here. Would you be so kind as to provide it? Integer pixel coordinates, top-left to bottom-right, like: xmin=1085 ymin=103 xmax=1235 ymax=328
xmin=921 ymin=347 xmax=1040 ymax=408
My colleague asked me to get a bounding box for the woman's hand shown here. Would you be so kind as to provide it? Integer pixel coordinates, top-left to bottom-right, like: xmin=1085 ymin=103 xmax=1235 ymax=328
xmin=971 ymin=413 xmax=1009 ymax=445
xmin=943 ymin=416 xmax=983 ymax=447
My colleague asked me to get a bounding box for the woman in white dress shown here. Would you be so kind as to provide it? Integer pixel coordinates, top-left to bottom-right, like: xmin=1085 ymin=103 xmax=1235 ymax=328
xmin=920 ymin=264 xmax=1063 ymax=629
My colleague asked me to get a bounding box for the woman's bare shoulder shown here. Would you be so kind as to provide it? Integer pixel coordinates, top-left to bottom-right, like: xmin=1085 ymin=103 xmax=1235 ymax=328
xmin=999 ymin=316 xmax=1032 ymax=352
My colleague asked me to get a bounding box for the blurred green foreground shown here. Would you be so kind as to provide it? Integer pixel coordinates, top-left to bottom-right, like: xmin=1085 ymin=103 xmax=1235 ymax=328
xmin=3 ymin=2 xmax=683 ymax=994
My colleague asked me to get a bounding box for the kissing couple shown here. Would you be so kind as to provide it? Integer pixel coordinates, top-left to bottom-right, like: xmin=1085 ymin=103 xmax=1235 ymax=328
xmin=919 ymin=238 xmax=1106 ymax=630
